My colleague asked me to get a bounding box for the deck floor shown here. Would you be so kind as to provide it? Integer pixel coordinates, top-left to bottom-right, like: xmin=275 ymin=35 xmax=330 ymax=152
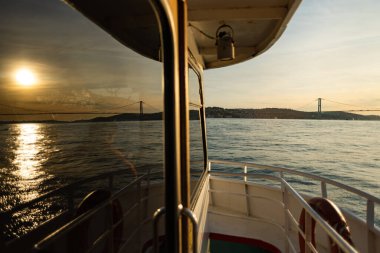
xmin=209 ymin=233 xmax=280 ymax=253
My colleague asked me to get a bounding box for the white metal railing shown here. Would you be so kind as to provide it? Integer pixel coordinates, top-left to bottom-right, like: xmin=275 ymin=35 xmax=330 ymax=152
xmin=4 ymin=160 xmax=378 ymax=253
xmin=33 ymin=171 xmax=165 ymax=253
xmin=1 ymin=170 xmax=164 ymax=253
xmin=208 ymin=160 xmax=380 ymax=253
xmin=2 ymin=168 xmax=137 ymax=217
xmin=1 ymin=168 xmax=140 ymax=250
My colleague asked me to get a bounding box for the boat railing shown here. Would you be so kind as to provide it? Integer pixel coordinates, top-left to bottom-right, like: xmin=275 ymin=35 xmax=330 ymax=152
xmin=208 ymin=160 xmax=379 ymax=253
xmin=1 ymin=168 xmax=162 ymax=251
xmin=33 ymin=171 xmax=164 ymax=253
xmin=2 ymin=168 xmax=137 ymax=218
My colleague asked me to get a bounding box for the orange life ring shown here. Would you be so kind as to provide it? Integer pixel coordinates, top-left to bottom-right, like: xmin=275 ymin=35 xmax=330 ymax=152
xmin=298 ymin=197 xmax=354 ymax=253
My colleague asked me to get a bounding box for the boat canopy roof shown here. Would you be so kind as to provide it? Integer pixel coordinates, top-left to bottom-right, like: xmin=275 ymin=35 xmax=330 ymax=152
xmin=64 ymin=0 xmax=301 ymax=69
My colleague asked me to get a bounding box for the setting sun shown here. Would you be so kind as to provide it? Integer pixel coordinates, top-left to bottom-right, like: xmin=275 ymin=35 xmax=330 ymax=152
xmin=15 ymin=68 xmax=37 ymax=86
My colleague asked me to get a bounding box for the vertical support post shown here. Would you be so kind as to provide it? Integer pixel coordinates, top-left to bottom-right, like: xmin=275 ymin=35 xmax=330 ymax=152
xmin=149 ymin=0 xmax=182 ymax=250
xmin=107 ymin=200 xmax=114 ymax=253
xmin=150 ymin=0 xmax=183 ymax=250
xmin=208 ymin=162 xmax=213 ymax=206
xmin=244 ymin=165 xmax=247 ymax=182
xmin=305 ymin=212 xmax=312 ymax=253
xmin=281 ymin=176 xmax=290 ymax=253
xmin=244 ymin=165 xmax=250 ymax=216
xmin=321 ymin=181 xmax=327 ymax=198
xmin=178 ymin=0 xmax=189 ymax=252
xmin=367 ymin=200 xmax=375 ymax=253
xmin=318 ymin=98 xmax=322 ymax=114
xmin=198 ymin=73 xmax=208 ymax=171
xmin=137 ymin=178 xmax=142 ymax=251
xmin=145 ymin=170 xmax=151 ymax=219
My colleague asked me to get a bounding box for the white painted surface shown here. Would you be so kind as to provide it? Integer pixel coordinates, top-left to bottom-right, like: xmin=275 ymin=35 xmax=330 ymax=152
xmin=205 ymin=177 xmax=380 ymax=253
xmin=192 ymin=175 xmax=210 ymax=253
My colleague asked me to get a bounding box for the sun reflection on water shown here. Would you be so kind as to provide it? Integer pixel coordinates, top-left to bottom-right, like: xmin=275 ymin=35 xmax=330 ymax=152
xmin=13 ymin=124 xmax=46 ymax=202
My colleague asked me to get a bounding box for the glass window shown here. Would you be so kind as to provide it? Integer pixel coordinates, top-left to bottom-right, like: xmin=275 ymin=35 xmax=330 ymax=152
xmin=188 ymin=67 xmax=206 ymax=198
xmin=0 ymin=1 xmax=164 ymax=252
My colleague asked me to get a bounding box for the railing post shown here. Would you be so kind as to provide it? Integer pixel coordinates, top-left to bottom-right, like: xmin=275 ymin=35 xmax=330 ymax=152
xmin=108 ymin=199 xmax=114 ymax=253
xmin=244 ymin=165 xmax=250 ymax=216
xmin=367 ymin=200 xmax=375 ymax=253
xmin=305 ymin=212 xmax=312 ymax=253
xmin=321 ymin=181 xmax=327 ymax=198
xmin=281 ymin=176 xmax=290 ymax=253
xmin=145 ymin=172 xmax=151 ymax=219
xmin=137 ymin=178 xmax=142 ymax=251
xmin=208 ymin=161 xmax=214 ymax=206
xmin=244 ymin=165 xmax=247 ymax=182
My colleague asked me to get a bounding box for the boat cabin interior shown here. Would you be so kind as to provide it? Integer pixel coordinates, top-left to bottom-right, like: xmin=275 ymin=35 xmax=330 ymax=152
xmin=1 ymin=0 xmax=379 ymax=253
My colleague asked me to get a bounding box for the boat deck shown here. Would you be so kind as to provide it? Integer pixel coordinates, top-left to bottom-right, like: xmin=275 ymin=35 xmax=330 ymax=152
xmin=209 ymin=233 xmax=280 ymax=253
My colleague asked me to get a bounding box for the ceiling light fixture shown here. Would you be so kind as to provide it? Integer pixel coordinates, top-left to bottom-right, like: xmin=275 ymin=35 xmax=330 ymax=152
xmin=216 ymin=24 xmax=235 ymax=61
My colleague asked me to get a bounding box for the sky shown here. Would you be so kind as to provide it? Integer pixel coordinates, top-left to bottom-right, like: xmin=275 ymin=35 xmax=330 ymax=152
xmin=0 ymin=0 xmax=379 ymax=121
xmin=0 ymin=0 xmax=163 ymax=121
xmin=204 ymin=0 xmax=380 ymax=113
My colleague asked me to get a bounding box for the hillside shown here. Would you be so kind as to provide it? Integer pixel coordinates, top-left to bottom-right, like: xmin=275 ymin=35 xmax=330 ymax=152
xmin=2 ymin=108 xmax=379 ymax=124
xmin=205 ymin=107 xmax=380 ymax=120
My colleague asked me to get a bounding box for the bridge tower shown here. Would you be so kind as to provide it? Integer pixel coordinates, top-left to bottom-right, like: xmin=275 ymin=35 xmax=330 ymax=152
xmin=317 ymin=98 xmax=322 ymax=114
xmin=139 ymin=101 xmax=144 ymax=118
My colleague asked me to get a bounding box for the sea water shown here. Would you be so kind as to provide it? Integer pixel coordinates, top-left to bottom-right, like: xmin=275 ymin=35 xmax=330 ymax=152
xmin=0 ymin=119 xmax=379 ymax=239
xmin=207 ymin=119 xmax=380 ymax=226
xmin=208 ymin=119 xmax=379 ymax=198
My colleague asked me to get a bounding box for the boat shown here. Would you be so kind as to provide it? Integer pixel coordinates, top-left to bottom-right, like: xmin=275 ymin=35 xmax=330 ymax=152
xmin=1 ymin=0 xmax=379 ymax=253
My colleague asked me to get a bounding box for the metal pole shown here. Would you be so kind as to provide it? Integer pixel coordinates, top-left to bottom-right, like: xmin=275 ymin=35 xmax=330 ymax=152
xmin=321 ymin=181 xmax=327 ymax=198
xmin=281 ymin=174 xmax=290 ymax=253
xmin=149 ymin=0 xmax=182 ymax=252
xmin=199 ymin=74 xmax=208 ymax=171
xmin=367 ymin=200 xmax=375 ymax=253
xmin=178 ymin=0 xmax=190 ymax=252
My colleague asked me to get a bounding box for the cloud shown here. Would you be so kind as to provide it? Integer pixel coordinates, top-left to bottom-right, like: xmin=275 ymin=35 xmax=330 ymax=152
xmin=0 ymin=0 xmax=163 ymax=121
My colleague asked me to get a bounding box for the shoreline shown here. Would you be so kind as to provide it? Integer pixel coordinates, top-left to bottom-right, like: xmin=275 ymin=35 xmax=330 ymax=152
xmin=1 ymin=107 xmax=380 ymax=124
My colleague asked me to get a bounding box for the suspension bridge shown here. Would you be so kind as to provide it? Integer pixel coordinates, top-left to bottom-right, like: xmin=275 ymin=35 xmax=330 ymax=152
xmin=295 ymin=98 xmax=380 ymax=114
xmin=0 ymin=98 xmax=379 ymax=118
xmin=0 ymin=100 xmax=161 ymax=116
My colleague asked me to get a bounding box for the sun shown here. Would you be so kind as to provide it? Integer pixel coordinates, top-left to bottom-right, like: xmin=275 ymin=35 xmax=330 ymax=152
xmin=15 ymin=68 xmax=37 ymax=86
